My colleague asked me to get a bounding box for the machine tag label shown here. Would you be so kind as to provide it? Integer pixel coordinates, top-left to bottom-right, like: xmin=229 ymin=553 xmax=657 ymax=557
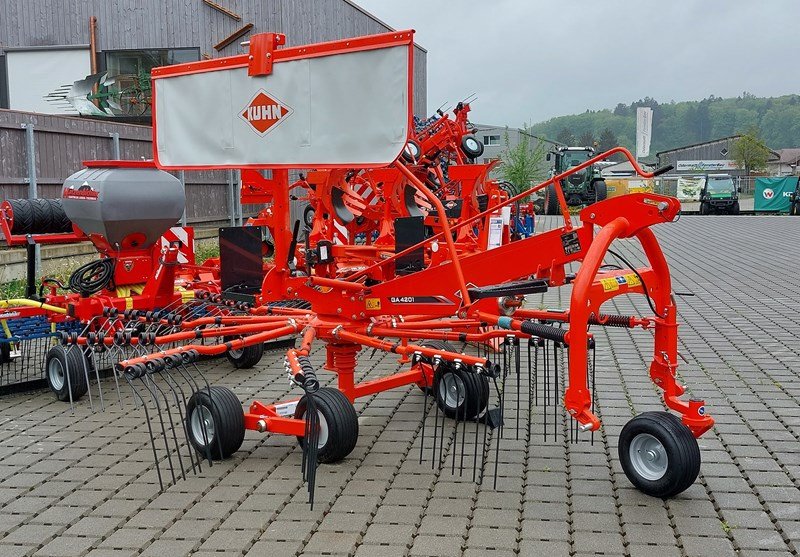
xmin=561 ymin=231 xmax=581 ymax=255
xmin=274 ymin=401 xmax=299 ymax=417
xmin=624 ymin=273 xmax=641 ymax=287
xmin=389 ymin=296 xmax=451 ymax=305
xmin=365 ymin=298 xmax=381 ymax=310
xmin=600 ymin=278 xmax=619 ymax=292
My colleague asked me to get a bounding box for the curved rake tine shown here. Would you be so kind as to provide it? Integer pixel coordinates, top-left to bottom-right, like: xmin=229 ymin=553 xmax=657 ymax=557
xmin=161 ymin=367 xmax=201 ymax=474
xmin=169 ymin=362 xmax=211 ymax=467
xmin=145 ymin=372 xmax=187 ymax=481
xmin=124 ymin=374 xmax=164 ymax=490
xmin=515 ymin=337 xmax=521 ymax=440
xmin=418 ymin=358 xmax=431 ymax=465
xmin=139 ymin=374 xmax=178 ymax=486
xmin=452 ymin=371 xmax=462 ymax=476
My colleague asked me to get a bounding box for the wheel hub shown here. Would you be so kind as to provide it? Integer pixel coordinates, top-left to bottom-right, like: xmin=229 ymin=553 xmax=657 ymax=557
xmin=190 ymin=405 xmax=215 ymax=446
xmin=438 ymin=373 xmax=466 ymax=409
xmin=629 ymin=433 xmax=668 ymax=481
xmin=48 ymin=358 xmax=66 ymax=390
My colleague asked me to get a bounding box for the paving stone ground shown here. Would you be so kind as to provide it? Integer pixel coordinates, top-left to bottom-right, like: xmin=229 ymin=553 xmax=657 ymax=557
xmin=1 ymin=215 xmax=799 ymax=556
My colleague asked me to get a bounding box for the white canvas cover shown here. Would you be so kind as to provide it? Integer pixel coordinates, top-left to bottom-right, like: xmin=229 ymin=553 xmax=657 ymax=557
xmin=153 ymin=45 xmax=411 ymax=169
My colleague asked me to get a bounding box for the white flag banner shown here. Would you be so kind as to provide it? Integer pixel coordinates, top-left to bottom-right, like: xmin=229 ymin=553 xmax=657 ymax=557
xmin=636 ymin=107 xmax=653 ymax=158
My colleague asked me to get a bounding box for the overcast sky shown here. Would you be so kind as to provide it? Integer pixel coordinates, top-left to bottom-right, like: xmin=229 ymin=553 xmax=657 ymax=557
xmin=356 ymin=0 xmax=800 ymax=126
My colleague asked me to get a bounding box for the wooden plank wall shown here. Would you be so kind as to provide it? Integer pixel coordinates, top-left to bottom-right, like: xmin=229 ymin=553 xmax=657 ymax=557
xmin=0 ymin=109 xmax=236 ymax=224
xmin=0 ymin=0 xmax=427 ymax=117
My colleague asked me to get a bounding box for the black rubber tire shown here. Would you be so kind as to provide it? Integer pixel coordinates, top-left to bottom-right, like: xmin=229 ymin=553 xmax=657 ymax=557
xmin=9 ymin=200 xmax=34 ymax=234
xmin=303 ymin=204 xmax=315 ymax=228
xmin=618 ymin=411 xmax=701 ymax=499
xmin=263 ymin=240 xmax=275 ymax=258
xmin=594 ymin=179 xmax=608 ymax=202
xmin=45 ymin=346 xmax=89 ymax=402
xmin=433 ymin=365 xmax=489 ymax=421
xmin=402 ymin=139 xmax=422 ymax=163
xmin=49 ymin=199 xmax=72 ymax=233
xmin=544 ymin=183 xmax=561 ymax=215
xmin=731 ymin=201 xmax=740 ymax=215
xmin=185 ymin=386 xmax=245 ymax=460
xmin=31 ymin=198 xmax=54 ymax=234
xmin=295 ymin=387 xmax=359 ymax=464
xmin=699 ymin=202 xmax=709 ymax=215
xmin=460 ymin=135 xmax=484 ymax=159
xmin=416 ymin=339 xmax=457 ymax=393
xmin=224 ymin=336 xmax=264 ymax=369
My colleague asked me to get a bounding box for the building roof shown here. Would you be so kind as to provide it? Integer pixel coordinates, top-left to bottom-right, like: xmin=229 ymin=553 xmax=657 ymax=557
xmin=769 ymin=148 xmax=800 ymax=165
xmin=345 ymin=0 xmax=427 ymax=52
xmin=655 ymin=135 xmax=742 ymax=156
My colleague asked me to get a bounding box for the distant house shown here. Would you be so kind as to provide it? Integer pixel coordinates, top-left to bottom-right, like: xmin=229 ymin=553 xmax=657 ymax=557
xmin=472 ymin=124 xmax=559 ymax=178
xmin=656 ymin=136 xmax=745 ymax=177
xmin=767 ymin=148 xmax=800 ymax=176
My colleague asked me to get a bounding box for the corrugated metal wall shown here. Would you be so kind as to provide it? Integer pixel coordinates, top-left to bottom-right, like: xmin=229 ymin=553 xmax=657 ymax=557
xmin=0 ymin=0 xmax=427 ymax=116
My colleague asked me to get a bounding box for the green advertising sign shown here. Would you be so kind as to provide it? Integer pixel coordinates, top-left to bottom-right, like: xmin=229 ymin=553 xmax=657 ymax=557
xmin=754 ymin=177 xmax=798 ymax=213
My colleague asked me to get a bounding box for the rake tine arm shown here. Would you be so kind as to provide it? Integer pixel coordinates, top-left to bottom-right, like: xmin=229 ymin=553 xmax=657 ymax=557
xmin=117 ymin=323 xmax=300 ymax=369
xmin=334 ymin=328 xmax=487 ymax=367
xmin=366 ymin=326 xmax=526 ymax=344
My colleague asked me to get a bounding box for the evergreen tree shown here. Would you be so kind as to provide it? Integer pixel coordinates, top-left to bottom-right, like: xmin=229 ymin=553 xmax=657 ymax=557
xmin=556 ymin=128 xmax=575 ymax=146
xmin=578 ymin=131 xmax=595 ymax=147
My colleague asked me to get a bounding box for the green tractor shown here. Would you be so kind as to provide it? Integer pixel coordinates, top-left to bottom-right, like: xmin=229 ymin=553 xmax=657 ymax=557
xmin=543 ymin=146 xmax=607 ymax=215
xmin=699 ymin=173 xmax=740 ymax=215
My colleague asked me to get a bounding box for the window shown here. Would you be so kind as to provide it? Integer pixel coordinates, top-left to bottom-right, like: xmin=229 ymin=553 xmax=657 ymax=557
xmin=101 ymin=48 xmax=200 ymax=117
xmin=484 ymin=135 xmax=501 ymax=146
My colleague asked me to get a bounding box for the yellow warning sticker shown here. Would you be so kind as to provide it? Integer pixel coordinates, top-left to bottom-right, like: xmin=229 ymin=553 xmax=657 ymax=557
xmin=624 ymin=273 xmax=642 ymax=287
xmin=600 ymin=278 xmax=619 ymax=292
xmin=366 ymin=298 xmax=381 ymax=310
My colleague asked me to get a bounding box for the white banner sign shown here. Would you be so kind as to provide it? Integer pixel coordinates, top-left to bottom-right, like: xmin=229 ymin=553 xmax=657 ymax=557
xmin=636 ymin=107 xmax=652 ymax=158
xmin=676 ymin=160 xmax=739 ymax=172
xmin=676 ymin=176 xmax=705 ymax=201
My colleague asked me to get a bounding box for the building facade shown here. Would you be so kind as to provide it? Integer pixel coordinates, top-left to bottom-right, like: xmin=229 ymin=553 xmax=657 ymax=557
xmin=656 ymin=136 xmax=744 ymax=177
xmin=473 ymin=124 xmax=559 ymax=179
xmin=0 ymin=0 xmax=427 ymax=118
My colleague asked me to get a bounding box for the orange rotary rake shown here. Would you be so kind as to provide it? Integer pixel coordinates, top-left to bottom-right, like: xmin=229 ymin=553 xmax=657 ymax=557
xmin=61 ymin=30 xmax=712 ymax=505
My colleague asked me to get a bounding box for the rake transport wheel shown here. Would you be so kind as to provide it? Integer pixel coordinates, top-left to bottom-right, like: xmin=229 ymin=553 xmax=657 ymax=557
xmin=295 ymin=387 xmax=359 ymax=464
xmin=619 ymin=411 xmax=701 ymax=498
xmin=45 ymin=346 xmax=89 ymax=402
xmin=224 ymin=336 xmax=264 ymax=369
xmin=416 ymin=339 xmax=457 ymax=394
xmin=402 ymin=139 xmax=422 ymax=162
xmin=460 ymin=134 xmax=484 ymax=159
xmin=186 ymin=386 xmax=245 ymax=460
xmin=434 ymin=365 xmax=489 ymax=421
xmin=303 ymin=205 xmax=316 ymax=228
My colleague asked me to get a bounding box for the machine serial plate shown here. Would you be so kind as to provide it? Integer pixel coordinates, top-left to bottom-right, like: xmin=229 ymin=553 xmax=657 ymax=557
xmin=561 ymin=231 xmax=581 ymax=255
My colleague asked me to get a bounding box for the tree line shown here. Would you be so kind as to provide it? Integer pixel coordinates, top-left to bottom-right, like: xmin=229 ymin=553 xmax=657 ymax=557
xmin=528 ymin=93 xmax=800 ymax=157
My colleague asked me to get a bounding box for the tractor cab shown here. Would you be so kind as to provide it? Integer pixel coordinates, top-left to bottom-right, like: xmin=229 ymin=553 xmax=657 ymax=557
xmin=543 ymin=146 xmax=607 ymax=214
xmin=700 ymin=173 xmax=740 ymax=215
